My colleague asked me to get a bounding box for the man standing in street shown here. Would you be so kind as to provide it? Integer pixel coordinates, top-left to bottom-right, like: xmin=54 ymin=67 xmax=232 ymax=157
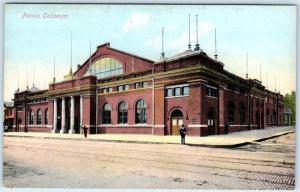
xmin=81 ymin=124 xmax=88 ymax=138
xmin=179 ymin=124 xmax=187 ymax=145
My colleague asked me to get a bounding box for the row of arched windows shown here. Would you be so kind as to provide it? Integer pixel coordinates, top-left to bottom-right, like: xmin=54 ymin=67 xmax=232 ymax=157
xmin=29 ymin=109 xmax=48 ymax=125
xmin=102 ymin=99 xmax=147 ymax=124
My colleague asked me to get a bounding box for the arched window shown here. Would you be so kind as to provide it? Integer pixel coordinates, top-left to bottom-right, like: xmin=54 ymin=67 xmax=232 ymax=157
xmin=267 ymin=109 xmax=270 ymax=123
xmin=84 ymin=57 xmax=123 ymax=79
xmin=45 ymin=109 xmax=48 ymax=125
xmin=102 ymin=103 xmax=112 ymax=124
xmin=273 ymin=110 xmax=276 ymax=124
xmin=228 ymin=102 xmax=235 ymax=123
xmin=118 ymin=101 xmax=128 ymax=124
xmin=29 ymin=110 xmax=34 ymax=125
xmin=135 ymin=99 xmax=147 ymax=124
xmin=37 ymin=109 xmax=42 ymax=125
xmin=239 ymin=103 xmax=245 ymax=124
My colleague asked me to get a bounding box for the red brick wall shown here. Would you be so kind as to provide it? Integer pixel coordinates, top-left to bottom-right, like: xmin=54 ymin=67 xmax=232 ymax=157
xmin=98 ymin=88 xmax=153 ymax=134
xmin=154 ymin=87 xmax=165 ymax=135
xmin=15 ymin=102 xmax=51 ymax=132
xmin=222 ymin=89 xmax=249 ymax=133
xmin=49 ymin=76 xmax=96 ymax=91
xmin=48 ymin=100 xmax=54 ymax=130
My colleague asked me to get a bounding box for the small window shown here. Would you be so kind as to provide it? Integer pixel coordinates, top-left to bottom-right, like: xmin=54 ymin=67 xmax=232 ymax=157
xmin=167 ymin=89 xmax=173 ymax=97
xmin=108 ymin=87 xmax=113 ymax=93
xmin=17 ymin=105 xmax=23 ymax=111
xmin=118 ymin=85 xmax=123 ymax=91
xmin=240 ymin=87 xmax=246 ymax=94
xmin=103 ymin=88 xmax=108 ymax=93
xmin=135 ymin=82 xmax=142 ymax=89
xmin=206 ymin=87 xmax=218 ymax=97
xmin=143 ymin=81 xmax=148 ymax=88
xmin=124 ymin=84 xmax=129 ymax=91
xmin=175 ymin=87 xmax=181 ymax=96
xmin=183 ymin=86 xmax=189 ymax=95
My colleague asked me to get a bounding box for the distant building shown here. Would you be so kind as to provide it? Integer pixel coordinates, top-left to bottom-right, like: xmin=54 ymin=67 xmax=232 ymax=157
xmin=4 ymin=101 xmax=14 ymax=131
xmin=12 ymin=42 xmax=284 ymax=136
xmin=284 ymin=107 xmax=293 ymax=126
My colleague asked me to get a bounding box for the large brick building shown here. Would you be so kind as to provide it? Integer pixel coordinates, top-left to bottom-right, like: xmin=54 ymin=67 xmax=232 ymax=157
xmin=12 ymin=42 xmax=284 ymax=136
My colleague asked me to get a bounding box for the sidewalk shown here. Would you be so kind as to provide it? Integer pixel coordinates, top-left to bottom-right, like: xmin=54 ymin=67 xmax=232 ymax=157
xmin=3 ymin=126 xmax=295 ymax=148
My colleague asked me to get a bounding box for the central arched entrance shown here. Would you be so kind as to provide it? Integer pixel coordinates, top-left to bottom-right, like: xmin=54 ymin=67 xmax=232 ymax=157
xmin=170 ymin=109 xmax=183 ymax=135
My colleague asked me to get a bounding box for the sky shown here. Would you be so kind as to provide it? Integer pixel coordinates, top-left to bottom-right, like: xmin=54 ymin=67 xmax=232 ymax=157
xmin=4 ymin=4 xmax=296 ymax=101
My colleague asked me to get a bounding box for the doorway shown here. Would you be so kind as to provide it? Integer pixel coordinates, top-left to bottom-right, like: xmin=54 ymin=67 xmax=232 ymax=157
xmin=207 ymin=109 xmax=215 ymax=135
xmin=170 ymin=109 xmax=183 ymax=135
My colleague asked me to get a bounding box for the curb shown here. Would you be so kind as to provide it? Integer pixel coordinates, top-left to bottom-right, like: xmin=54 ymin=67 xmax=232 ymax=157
xmin=4 ymin=130 xmax=295 ymax=148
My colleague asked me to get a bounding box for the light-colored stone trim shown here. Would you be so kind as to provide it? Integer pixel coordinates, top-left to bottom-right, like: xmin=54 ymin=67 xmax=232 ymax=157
xmin=98 ymin=124 xmax=152 ymax=128
xmin=188 ymin=124 xmax=208 ymax=128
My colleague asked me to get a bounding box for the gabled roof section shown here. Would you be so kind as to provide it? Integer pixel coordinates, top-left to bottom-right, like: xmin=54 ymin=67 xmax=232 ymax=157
xmin=108 ymin=45 xmax=154 ymax=63
xmin=28 ymin=85 xmax=40 ymax=92
xmin=73 ymin=42 xmax=154 ymax=78
xmin=155 ymin=49 xmax=198 ymax=64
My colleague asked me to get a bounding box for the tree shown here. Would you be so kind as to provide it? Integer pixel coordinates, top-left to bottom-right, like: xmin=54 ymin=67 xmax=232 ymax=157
xmin=284 ymin=91 xmax=296 ymax=125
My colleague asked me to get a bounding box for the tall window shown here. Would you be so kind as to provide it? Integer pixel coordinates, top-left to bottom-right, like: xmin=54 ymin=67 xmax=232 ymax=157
xmin=29 ymin=110 xmax=34 ymax=124
xmin=136 ymin=99 xmax=147 ymax=124
xmin=37 ymin=110 xmax=42 ymax=125
xmin=118 ymin=101 xmax=128 ymax=124
xmin=45 ymin=109 xmax=48 ymax=125
xmin=102 ymin=103 xmax=112 ymax=124
xmin=239 ymin=104 xmax=245 ymax=124
xmin=84 ymin=57 xmax=123 ymax=79
xmin=228 ymin=102 xmax=235 ymax=123
xmin=273 ymin=110 xmax=276 ymax=124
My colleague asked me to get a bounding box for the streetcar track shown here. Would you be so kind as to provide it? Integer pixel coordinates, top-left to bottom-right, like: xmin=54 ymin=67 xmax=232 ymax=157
xmin=4 ymin=138 xmax=295 ymax=165
xmin=6 ymin=145 xmax=294 ymax=188
xmin=6 ymin=143 xmax=295 ymax=178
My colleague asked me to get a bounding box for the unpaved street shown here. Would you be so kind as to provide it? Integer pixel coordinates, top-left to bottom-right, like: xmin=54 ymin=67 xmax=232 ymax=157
xmin=3 ymin=133 xmax=295 ymax=189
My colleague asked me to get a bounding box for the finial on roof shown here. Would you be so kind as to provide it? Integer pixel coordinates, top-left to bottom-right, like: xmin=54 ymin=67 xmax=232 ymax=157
xmin=160 ymin=27 xmax=165 ymax=60
xmin=214 ymin=28 xmax=218 ymax=60
xmin=53 ymin=56 xmax=56 ymax=83
xmin=246 ymin=53 xmax=248 ymax=79
xmin=188 ymin=14 xmax=191 ymax=50
xmin=194 ymin=14 xmax=200 ymax=51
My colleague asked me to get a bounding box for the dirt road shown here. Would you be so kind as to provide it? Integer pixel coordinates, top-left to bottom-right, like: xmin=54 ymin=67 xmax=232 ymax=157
xmin=3 ymin=133 xmax=295 ymax=189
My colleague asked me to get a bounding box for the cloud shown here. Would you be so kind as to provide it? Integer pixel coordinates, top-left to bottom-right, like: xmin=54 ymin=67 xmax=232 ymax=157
xmin=122 ymin=12 xmax=151 ymax=33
